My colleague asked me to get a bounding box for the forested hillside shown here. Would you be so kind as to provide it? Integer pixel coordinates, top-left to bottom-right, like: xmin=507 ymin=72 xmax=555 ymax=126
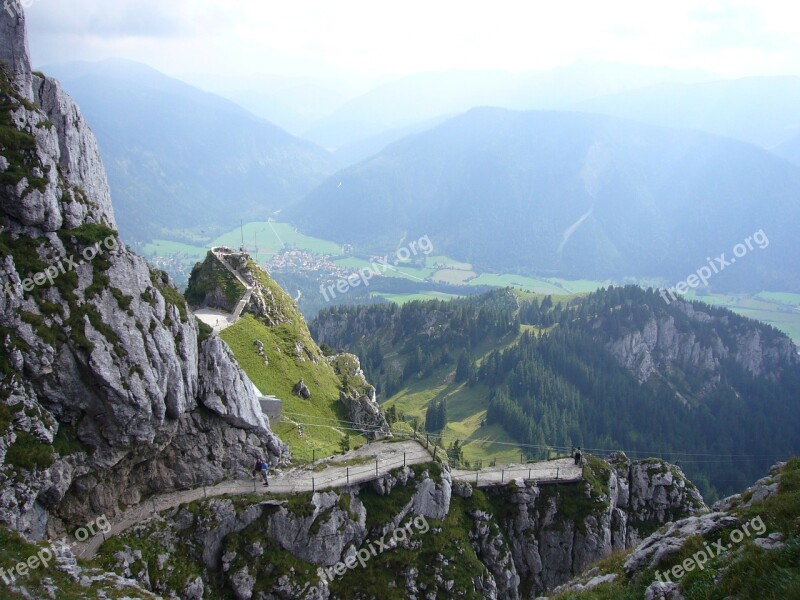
xmin=312 ymin=287 xmax=800 ymax=498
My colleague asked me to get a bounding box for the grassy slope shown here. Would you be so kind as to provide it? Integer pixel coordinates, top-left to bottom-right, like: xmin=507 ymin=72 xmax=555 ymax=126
xmin=220 ymin=315 xmax=366 ymax=462
xmin=381 ymin=322 xmax=544 ymax=466
xmin=217 ymin=259 xmax=370 ymax=462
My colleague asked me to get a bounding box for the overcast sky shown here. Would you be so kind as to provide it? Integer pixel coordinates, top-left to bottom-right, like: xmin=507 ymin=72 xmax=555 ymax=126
xmin=23 ymin=0 xmax=800 ymax=90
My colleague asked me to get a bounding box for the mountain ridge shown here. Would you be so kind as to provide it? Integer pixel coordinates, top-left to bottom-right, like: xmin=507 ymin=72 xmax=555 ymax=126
xmin=291 ymin=106 xmax=800 ymax=292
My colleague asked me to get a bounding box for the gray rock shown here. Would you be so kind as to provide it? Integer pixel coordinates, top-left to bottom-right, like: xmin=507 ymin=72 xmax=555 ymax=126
xmin=753 ymin=532 xmax=785 ymax=551
xmin=411 ymin=467 xmax=452 ymax=521
xmin=230 ymin=566 xmax=256 ymax=600
xmin=469 ymin=508 xmax=520 ymax=599
xmin=293 ymin=379 xmax=311 ymax=399
xmin=604 ymin=303 xmax=797 ymax=389
xmin=0 ymin=6 xmax=287 ymax=542
xmin=453 ymin=480 xmax=473 ymax=498
xmin=645 ymin=581 xmax=686 ymax=600
xmin=332 ymin=354 xmax=391 ymax=440
xmin=0 ymin=1 xmax=32 ymax=101
xmin=183 ymin=575 xmax=205 ymax=600
xmin=624 ymin=512 xmax=739 ymax=576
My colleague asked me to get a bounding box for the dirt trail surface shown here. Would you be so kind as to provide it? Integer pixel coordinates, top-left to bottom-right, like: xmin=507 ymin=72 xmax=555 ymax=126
xmin=74 ymin=441 xmax=584 ymax=559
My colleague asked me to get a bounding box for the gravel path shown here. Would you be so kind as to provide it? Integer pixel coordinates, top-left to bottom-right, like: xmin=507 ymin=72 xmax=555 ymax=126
xmin=451 ymin=457 xmax=583 ymax=487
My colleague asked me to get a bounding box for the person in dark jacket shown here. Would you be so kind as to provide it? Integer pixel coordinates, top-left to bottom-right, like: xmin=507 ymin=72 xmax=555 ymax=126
xmin=253 ymin=457 xmax=269 ymax=486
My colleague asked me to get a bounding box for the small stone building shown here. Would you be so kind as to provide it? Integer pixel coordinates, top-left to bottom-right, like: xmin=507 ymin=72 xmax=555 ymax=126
xmin=259 ymin=395 xmax=283 ymax=422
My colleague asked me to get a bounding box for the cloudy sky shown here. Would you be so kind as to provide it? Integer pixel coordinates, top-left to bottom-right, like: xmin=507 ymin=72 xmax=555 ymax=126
xmin=23 ymin=0 xmax=800 ymax=90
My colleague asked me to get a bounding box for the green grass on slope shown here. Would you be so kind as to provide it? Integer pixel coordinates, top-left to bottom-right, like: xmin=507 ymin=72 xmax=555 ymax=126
xmin=469 ymin=274 xmax=608 ymax=295
xmin=220 ymin=315 xmax=365 ymax=462
xmin=372 ymin=291 xmax=464 ymax=304
xmin=381 ymin=327 xmax=542 ymax=466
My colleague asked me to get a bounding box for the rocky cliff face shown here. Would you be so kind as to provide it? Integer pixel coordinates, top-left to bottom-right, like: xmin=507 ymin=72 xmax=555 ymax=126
xmin=0 ymin=3 xmax=285 ymax=542
xmin=331 ymin=353 xmax=391 ymax=440
xmin=553 ymin=459 xmax=797 ymax=600
xmin=466 ymin=454 xmax=704 ymax=597
xmin=95 ymin=454 xmax=704 ymax=599
xmin=603 ymin=298 xmax=798 ymax=387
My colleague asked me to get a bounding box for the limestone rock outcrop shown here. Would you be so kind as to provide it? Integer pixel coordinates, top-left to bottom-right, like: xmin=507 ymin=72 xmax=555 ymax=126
xmin=478 ymin=455 xmax=705 ymax=595
xmin=333 ymin=353 xmax=391 ymax=440
xmin=0 ymin=3 xmax=286 ymax=542
xmin=603 ymin=299 xmax=797 ymax=387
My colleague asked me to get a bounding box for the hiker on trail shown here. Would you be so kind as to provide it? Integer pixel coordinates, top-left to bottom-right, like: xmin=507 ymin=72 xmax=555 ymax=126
xmin=253 ymin=456 xmax=269 ymax=487
xmin=574 ymin=447 xmax=583 ymax=466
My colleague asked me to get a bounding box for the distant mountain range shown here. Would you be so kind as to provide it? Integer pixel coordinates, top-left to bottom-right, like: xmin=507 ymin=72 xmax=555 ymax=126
xmin=302 ymin=62 xmax=711 ymax=151
xmin=41 ymin=60 xmax=800 ymax=294
xmin=300 ymin=70 xmax=800 ymax=167
xmin=290 ymin=107 xmax=800 ymax=292
xmin=43 ymin=60 xmax=337 ymax=243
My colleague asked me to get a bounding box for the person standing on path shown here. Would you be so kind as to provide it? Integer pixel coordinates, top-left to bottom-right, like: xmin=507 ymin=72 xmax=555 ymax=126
xmin=253 ymin=457 xmax=269 ymax=487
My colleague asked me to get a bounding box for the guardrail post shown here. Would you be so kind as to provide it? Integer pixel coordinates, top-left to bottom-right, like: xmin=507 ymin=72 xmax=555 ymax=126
xmin=528 ymin=468 xmax=531 ymax=480
xmin=313 ymin=449 xmax=316 ymax=463
xmin=375 ymin=459 xmax=379 ymax=476
xmin=501 ymin=469 xmax=505 ymax=484
xmin=556 ymin=468 xmax=559 ymax=480
xmin=475 ymin=471 xmax=479 ymax=485
xmin=312 ymin=477 xmax=315 ymax=493
xmin=347 ymin=467 xmax=350 ymax=485
xmin=404 ymin=452 xmax=407 ymax=467
xmin=413 ymin=429 xmax=417 ymax=441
